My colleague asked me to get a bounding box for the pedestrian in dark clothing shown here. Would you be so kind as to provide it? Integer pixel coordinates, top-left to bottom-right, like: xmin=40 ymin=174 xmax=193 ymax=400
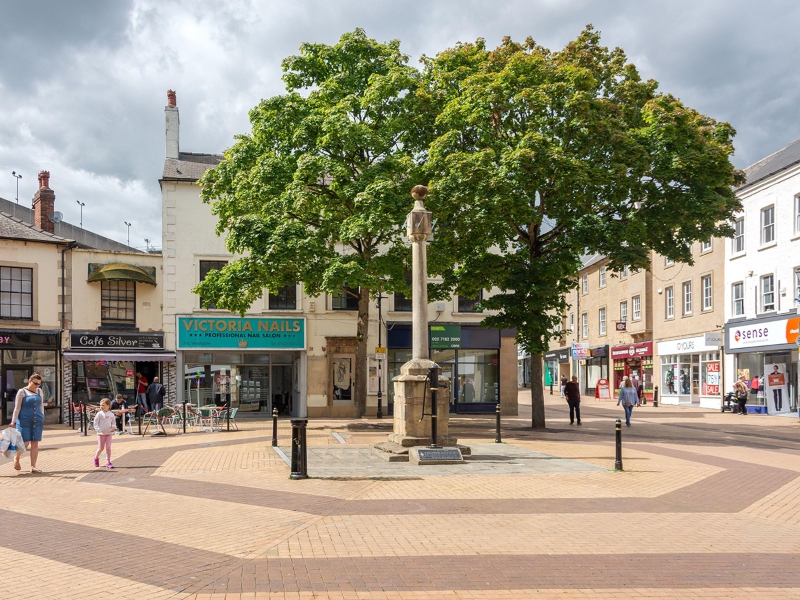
xmin=563 ymin=375 xmax=581 ymax=425
xmin=111 ymin=393 xmax=128 ymax=431
xmin=146 ymin=377 xmax=166 ymax=412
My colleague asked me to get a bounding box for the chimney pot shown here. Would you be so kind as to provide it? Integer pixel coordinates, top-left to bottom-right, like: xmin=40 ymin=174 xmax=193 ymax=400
xmin=33 ymin=170 xmax=56 ymax=234
xmin=167 ymin=89 xmax=177 ymax=107
xmin=38 ymin=170 xmax=51 ymax=189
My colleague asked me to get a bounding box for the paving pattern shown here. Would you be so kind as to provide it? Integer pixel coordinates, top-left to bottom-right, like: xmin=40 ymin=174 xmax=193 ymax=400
xmin=0 ymin=392 xmax=798 ymax=599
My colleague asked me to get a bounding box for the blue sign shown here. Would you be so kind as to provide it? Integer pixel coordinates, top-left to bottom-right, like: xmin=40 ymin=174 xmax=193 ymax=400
xmin=177 ymin=317 xmax=306 ymax=350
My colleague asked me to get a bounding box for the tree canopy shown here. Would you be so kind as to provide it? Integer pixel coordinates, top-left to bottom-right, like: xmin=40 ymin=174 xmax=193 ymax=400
xmin=422 ymin=27 xmax=743 ymax=426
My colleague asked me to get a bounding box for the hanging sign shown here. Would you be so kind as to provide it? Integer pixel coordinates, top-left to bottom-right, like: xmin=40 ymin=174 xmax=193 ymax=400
xmin=430 ymin=325 xmax=461 ymax=349
xmin=571 ymin=343 xmax=590 ymax=358
xmin=615 ymin=322 xmax=627 ymax=332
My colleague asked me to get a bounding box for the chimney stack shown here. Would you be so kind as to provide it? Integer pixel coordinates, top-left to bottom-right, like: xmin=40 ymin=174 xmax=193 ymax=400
xmin=32 ymin=170 xmax=56 ymax=234
xmin=165 ymin=89 xmax=180 ymax=159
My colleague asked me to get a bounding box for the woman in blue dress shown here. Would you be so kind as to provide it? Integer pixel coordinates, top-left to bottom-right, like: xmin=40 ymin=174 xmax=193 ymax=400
xmin=10 ymin=372 xmax=45 ymax=473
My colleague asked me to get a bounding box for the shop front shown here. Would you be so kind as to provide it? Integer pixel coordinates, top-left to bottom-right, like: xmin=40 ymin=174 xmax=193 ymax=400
xmin=611 ymin=341 xmax=654 ymax=401
xmin=1 ymin=329 xmax=59 ymax=426
xmin=725 ymin=314 xmax=799 ymax=415
xmin=656 ymin=334 xmax=722 ymax=409
xmin=544 ymin=348 xmax=571 ymax=391
xmin=581 ymin=345 xmax=609 ymax=396
xmin=62 ymin=331 xmax=175 ymax=417
xmin=176 ymin=316 xmax=306 ymax=417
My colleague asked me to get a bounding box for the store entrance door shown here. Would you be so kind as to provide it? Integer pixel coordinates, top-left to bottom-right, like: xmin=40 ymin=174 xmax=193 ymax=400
xmin=271 ymin=365 xmax=293 ymax=415
xmin=2 ymin=368 xmax=31 ymax=425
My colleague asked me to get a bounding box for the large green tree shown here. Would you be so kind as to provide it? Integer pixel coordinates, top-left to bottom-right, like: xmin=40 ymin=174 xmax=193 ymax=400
xmin=423 ymin=27 xmax=744 ymax=427
xmin=195 ymin=29 xmax=428 ymax=416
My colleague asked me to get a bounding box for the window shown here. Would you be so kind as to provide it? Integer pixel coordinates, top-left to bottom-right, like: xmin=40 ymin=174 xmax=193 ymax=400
xmin=620 ymin=301 xmax=628 ymax=323
xmin=761 ymin=274 xmax=775 ymax=312
xmin=394 ymin=271 xmax=413 ymax=312
xmin=599 ymin=308 xmax=606 ymax=335
xmin=199 ymin=260 xmax=227 ymax=309
xmin=581 ymin=313 xmax=588 ymax=339
xmin=632 ymin=296 xmax=641 ymax=321
xmin=701 ymin=240 xmax=712 ymax=252
xmin=332 ymin=284 xmax=360 ymax=310
xmin=702 ymin=275 xmax=712 ymax=311
xmin=732 ymin=282 xmax=744 ymax=316
xmin=621 ymin=266 xmax=629 ymax=279
xmin=796 ymin=268 xmax=800 ymax=303
xmin=796 ymin=195 xmax=800 ymax=235
xmin=458 ymin=290 xmax=483 ymax=313
xmin=732 ymin=218 xmax=745 ymax=253
xmin=581 ymin=274 xmax=588 ymax=295
xmin=682 ymin=281 xmax=692 ymax=316
xmin=761 ymin=206 xmax=775 ymax=245
xmin=665 ymin=286 xmax=674 ymax=319
xmin=599 ymin=267 xmax=606 ymax=288
xmin=665 ymin=257 xmax=674 ymax=267
xmin=269 ymin=284 xmax=297 ymax=310
xmin=101 ymin=280 xmax=135 ymax=324
xmin=569 ymin=312 xmax=575 ymax=331
xmin=0 ymin=266 xmax=33 ymax=320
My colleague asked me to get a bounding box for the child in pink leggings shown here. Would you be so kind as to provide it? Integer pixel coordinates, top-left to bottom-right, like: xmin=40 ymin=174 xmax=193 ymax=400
xmin=93 ymin=398 xmax=117 ymax=468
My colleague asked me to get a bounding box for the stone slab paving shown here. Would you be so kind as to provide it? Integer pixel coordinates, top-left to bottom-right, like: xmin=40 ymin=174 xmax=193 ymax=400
xmin=0 ymin=392 xmax=798 ymax=599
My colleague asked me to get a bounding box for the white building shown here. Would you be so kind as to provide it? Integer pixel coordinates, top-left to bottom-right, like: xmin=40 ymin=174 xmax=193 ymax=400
xmin=723 ymin=138 xmax=800 ymax=415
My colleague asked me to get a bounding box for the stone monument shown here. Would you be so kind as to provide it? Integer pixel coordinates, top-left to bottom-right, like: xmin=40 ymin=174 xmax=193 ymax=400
xmin=373 ymin=185 xmax=468 ymax=464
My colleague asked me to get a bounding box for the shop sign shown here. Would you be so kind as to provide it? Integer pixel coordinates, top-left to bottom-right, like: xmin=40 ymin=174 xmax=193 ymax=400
xmin=0 ymin=331 xmax=58 ymax=348
xmin=125 ymin=369 xmax=134 ymax=377
xmin=375 ymin=347 xmax=387 ymax=360
xmin=177 ymin=316 xmax=306 ymax=350
xmin=656 ymin=334 xmax=720 ymax=356
xmin=610 ymin=341 xmax=653 ymax=359
xmin=705 ymin=362 xmax=720 ymax=395
xmin=596 ymin=378 xmax=611 ymax=399
xmin=571 ymin=343 xmax=591 ymax=358
xmin=430 ymin=325 xmax=461 ymax=349
xmin=589 ymin=346 xmax=607 ymax=357
xmin=727 ymin=316 xmax=800 ymax=350
xmin=544 ymin=348 xmax=570 ymax=362
xmin=704 ymin=332 xmax=723 ymax=347
xmin=70 ymin=331 xmax=165 ymax=350
xmin=615 ymin=322 xmax=627 ymax=332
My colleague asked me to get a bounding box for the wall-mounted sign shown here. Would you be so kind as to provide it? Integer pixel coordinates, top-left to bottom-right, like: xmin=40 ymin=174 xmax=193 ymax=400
xmin=704 ymin=332 xmax=723 ymax=347
xmin=0 ymin=331 xmax=59 ymax=348
xmin=545 ymin=348 xmax=571 ymax=363
xmin=610 ymin=341 xmax=653 ymax=359
xmin=70 ymin=331 xmax=165 ymax=350
xmin=177 ymin=317 xmax=306 ymax=350
xmin=571 ymin=343 xmax=591 ymax=358
xmin=656 ymin=334 xmax=720 ymax=356
xmin=615 ymin=322 xmax=627 ymax=332
xmin=430 ymin=325 xmax=461 ymax=349
xmin=726 ymin=317 xmax=800 ymax=351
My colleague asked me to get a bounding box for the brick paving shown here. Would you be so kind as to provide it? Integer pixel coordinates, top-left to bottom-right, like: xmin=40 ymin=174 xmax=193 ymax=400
xmin=0 ymin=391 xmax=798 ymax=599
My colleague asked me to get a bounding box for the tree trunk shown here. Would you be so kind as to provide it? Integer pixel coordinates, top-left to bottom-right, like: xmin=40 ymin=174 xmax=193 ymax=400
xmin=530 ymin=355 xmax=546 ymax=428
xmin=353 ymin=286 xmax=371 ymax=417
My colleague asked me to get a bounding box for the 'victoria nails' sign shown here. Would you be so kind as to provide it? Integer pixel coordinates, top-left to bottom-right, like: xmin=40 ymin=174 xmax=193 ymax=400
xmin=70 ymin=332 xmax=165 ymax=350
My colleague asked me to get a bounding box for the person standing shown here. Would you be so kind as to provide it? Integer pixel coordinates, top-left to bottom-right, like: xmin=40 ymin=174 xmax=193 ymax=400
xmin=146 ymin=376 xmax=166 ymax=412
xmin=617 ymin=377 xmax=639 ymax=427
xmin=135 ymin=372 xmax=149 ymax=413
xmin=563 ymin=375 xmax=582 ymax=425
xmin=733 ymin=375 xmax=749 ymax=415
xmin=92 ymin=398 xmax=116 ymax=468
xmin=10 ymin=372 xmax=45 ymax=473
xmin=560 ymin=375 xmax=567 ymax=398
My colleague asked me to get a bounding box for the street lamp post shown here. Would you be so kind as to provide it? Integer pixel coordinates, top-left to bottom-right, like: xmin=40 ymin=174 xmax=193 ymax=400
xmin=76 ymin=201 xmax=85 ymax=228
xmin=144 ymin=238 xmax=150 ymax=252
xmin=124 ymin=221 xmax=132 ymax=247
xmin=376 ymin=292 xmax=386 ymax=419
xmin=11 ymin=171 xmax=21 ymax=204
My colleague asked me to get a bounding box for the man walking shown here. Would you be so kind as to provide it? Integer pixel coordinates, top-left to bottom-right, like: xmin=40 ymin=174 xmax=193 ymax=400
xmin=135 ymin=371 xmax=149 ymax=413
xmin=146 ymin=376 xmax=166 ymax=412
xmin=563 ymin=375 xmax=581 ymax=425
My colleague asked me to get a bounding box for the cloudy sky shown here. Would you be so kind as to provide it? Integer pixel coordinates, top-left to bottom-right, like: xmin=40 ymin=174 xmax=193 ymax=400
xmin=1 ymin=0 xmax=798 ymax=247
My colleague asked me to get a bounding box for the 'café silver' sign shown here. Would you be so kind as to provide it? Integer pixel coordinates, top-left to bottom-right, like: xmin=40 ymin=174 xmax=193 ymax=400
xmin=70 ymin=332 xmax=164 ymax=350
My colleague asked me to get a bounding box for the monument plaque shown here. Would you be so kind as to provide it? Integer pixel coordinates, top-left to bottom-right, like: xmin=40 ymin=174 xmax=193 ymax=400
xmin=409 ymin=447 xmax=464 ymax=465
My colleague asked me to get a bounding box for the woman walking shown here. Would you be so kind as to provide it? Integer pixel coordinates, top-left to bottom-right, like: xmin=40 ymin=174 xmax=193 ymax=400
xmin=10 ymin=372 xmax=45 ymax=473
xmin=617 ymin=377 xmax=639 ymax=427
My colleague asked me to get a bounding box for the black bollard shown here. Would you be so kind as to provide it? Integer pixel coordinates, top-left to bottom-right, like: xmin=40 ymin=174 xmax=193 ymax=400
xmin=137 ymin=405 xmax=142 ymax=435
xmin=290 ymin=418 xmax=308 ymax=480
xmin=272 ymin=408 xmax=279 ymax=447
xmin=495 ymin=403 xmax=502 ymax=443
xmin=653 ymin=385 xmax=659 ymax=408
xmin=226 ymin=399 xmax=231 ymax=432
xmin=429 ymin=364 xmax=440 ymax=448
xmin=83 ymin=401 xmax=88 ymax=437
xmin=549 ymin=381 xmax=553 ymax=395
xmin=614 ymin=418 xmax=623 ymax=471
xmin=183 ymin=401 xmax=187 ymax=434
xmin=78 ymin=402 xmax=83 ymax=434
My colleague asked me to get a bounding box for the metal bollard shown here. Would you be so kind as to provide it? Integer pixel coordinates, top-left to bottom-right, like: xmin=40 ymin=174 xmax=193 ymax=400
xmin=495 ymin=403 xmax=502 ymax=443
xmin=289 ymin=418 xmax=308 ymax=480
xmin=137 ymin=405 xmax=142 ymax=435
xmin=183 ymin=401 xmax=187 ymax=434
xmin=78 ymin=402 xmax=83 ymax=434
xmin=614 ymin=418 xmax=623 ymax=471
xmin=549 ymin=381 xmax=553 ymax=395
xmin=226 ymin=399 xmax=231 ymax=432
xmin=653 ymin=385 xmax=659 ymax=407
xmin=83 ymin=402 xmax=88 ymax=436
xmin=272 ymin=408 xmax=279 ymax=447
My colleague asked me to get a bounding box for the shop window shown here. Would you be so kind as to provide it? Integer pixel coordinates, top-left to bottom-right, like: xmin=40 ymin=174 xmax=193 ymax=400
xmin=581 ymin=313 xmax=588 ymax=338
xmin=761 ymin=206 xmax=775 ymax=245
xmin=394 ymin=271 xmax=413 ymax=312
xmin=101 ymin=281 xmax=135 ymax=324
xmin=702 ymin=275 xmax=712 ymax=311
xmin=620 ymin=301 xmax=627 ymax=323
xmin=632 ymin=296 xmax=641 ymax=321
xmin=701 ymin=240 xmax=712 ymax=253
xmin=331 ymin=284 xmax=359 ymax=310
xmin=796 ymin=195 xmax=800 ymax=235
xmin=665 ymin=287 xmax=674 ymax=319
xmin=0 ymin=266 xmax=33 ymax=320
xmin=581 ymin=274 xmax=588 ymax=295
xmin=453 ymin=349 xmax=499 ymax=403
xmin=199 ymin=260 xmax=227 ymax=309
xmin=732 ymin=282 xmax=744 ymax=316
xmin=458 ymin=291 xmax=482 ymax=313
xmin=599 ymin=267 xmax=606 ymax=288
xmin=599 ymin=307 xmax=606 ymax=335
xmin=269 ymin=284 xmax=297 ymax=310
xmin=761 ymin=274 xmax=775 ymax=312
xmin=732 ymin=218 xmax=745 ymax=254
xmin=682 ymin=282 xmax=692 ymax=316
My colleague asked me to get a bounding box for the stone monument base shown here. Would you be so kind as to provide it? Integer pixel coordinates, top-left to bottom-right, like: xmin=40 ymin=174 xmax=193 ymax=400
xmin=372 ymin=440 xmax=471 ymax=462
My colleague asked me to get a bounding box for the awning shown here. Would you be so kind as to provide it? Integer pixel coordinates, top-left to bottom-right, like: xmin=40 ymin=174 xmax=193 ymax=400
xmin=62 ymin=351 xmax=175 ymax=362
xmin=87 ymin=263 xmax=157 ymax=286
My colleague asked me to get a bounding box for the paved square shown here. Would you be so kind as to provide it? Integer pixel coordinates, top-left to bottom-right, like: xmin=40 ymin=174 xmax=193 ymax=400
xmin=1 ymin=391 xmax=799 ymax=599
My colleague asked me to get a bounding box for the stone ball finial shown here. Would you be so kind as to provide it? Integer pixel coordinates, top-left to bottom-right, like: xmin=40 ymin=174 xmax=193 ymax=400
xmin=411 ymin=185 xmax=428 ymax=200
